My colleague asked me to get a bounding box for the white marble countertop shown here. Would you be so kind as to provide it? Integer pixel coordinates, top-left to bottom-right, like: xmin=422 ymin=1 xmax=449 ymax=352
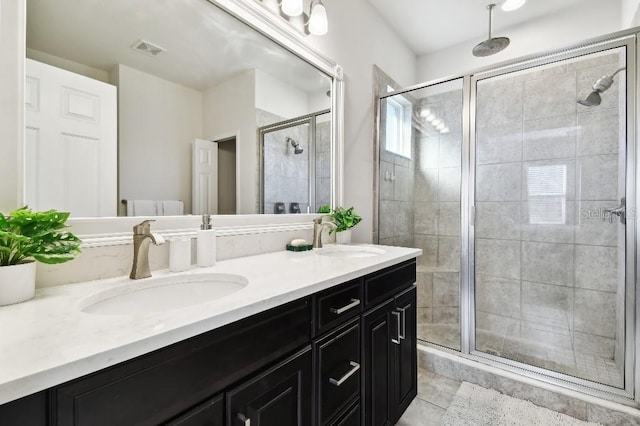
xmin=0 ymin=244 xmax=420 ymax=405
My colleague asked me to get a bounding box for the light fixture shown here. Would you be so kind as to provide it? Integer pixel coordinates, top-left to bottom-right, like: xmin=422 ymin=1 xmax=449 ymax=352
xmin=281 ymin=0 xmax=303 ymax=17
xmin=419 ymin=108 xmax=431 ymax=118
xmin=425 ymin=114 xmax=435 ymax=122
xmin=440 ymin=127 xmax=450 ymax=134
xmin=501 ymin=0 xmax=526 ymax=12
xmin=308 ymin=0 xmax=328 ymax=36
xmin=432 ymin=119 xmax=442 ymax=127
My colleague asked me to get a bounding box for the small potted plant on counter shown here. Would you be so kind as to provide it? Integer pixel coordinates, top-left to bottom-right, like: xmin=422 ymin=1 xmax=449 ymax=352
xmin=0 ymin=207 xmax=81 ymax=306
xmin=329 ymin=206 xmax=362 ymax=244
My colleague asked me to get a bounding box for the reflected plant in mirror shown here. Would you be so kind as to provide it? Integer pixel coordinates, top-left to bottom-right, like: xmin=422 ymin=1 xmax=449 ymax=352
xmin=23 ymin=0 xmax=334 ymax=218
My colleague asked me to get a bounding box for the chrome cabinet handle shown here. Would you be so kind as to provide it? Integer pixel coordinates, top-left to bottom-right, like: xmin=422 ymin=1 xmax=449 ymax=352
xmin=237 ymin=413 xmax=250 ymax=426
xmin=398 ymin=306 xmax=408 ymax=340
xmin=391 ymin=311 xmax=401 ymax=345
xmin=329 ymin=361 xmax=360 ymax=386
xmin=330 ymin=298 xmax=360 ymax=314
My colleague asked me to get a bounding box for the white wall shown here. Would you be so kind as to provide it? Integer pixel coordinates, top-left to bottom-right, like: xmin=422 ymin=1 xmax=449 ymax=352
xmin=418 ymin=0 xmax=623 ymax=82
xmin=305 ymin=0 xmax=418 ymax=242
xmin=115 ymin=64 xmax=203 ymax=215
xmin=622 ymin=0 xmax=640 ymax=28
xmin=255 ymin=69 xmax=309 ymax=119
xmin=203 ymin=70 xmax=257 ymax=214
xmin=26 ymin=48 xmax=110 ymax=83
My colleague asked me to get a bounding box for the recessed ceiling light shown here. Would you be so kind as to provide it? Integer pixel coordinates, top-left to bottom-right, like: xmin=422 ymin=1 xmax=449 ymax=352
xmin=501 ymin=0 xmax=526 ymax=12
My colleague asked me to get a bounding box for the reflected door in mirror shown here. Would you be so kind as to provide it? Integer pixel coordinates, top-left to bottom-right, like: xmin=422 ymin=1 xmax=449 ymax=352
xmin=25 ymin=59 xmax=117 ymax=216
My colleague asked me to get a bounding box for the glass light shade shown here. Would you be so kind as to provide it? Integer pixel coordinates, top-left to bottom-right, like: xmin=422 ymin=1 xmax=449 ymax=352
xmin=425 ymin=113 xmax=435 ymax=122
xmin=419 ymin=108 xmax=430 ymax=118
xmin=501 ymin=0 xmax=526 ymax=12
xmin=432 ymin=118 xmax=442 ymax=126
xmin=281 ymin=0 xmax=303 ymax=16
xmin=308 ymin=2 xmax=328 ymax=35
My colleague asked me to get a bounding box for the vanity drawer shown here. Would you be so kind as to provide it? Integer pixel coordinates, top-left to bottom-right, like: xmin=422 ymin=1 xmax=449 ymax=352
xmin=314 ymin=319 xmax=361 ymax=426
xmin=53 ymin=298 xmax=310 ymax=426
xmin=330 ymin=400 xmax=360 ymax=426
xmin=313 ymin=279 xmax=362 ymax=336
xmin=363 ymin=259 xmax=416 ymax=308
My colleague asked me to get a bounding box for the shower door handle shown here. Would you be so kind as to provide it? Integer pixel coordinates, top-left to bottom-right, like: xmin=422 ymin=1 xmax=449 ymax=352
xmin=603 ymin=197 xmax=626 ymax=224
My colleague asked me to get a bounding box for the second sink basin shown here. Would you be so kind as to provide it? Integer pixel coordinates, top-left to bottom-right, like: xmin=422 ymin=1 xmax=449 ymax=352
xmin=80 ymin=273 xmax=248 ymax=315
xmin=315 ymin=245 xmax=385 ymax=258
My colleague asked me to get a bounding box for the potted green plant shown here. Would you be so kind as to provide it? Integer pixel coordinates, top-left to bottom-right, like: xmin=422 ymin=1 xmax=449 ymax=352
xmin=329 ymin=206 xmax=362 ymax=244
xmin=0 ymin=207 xmax=81 ymax=306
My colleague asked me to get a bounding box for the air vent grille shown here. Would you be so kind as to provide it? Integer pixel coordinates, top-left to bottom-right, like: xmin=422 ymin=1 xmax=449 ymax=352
xmin=131 ymin=39 xmax=166 ymax=57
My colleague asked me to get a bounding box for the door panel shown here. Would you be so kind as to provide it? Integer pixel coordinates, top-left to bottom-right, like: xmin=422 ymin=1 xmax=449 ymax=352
xmin=193 ymin=138 xmax=219 ymax=214
xmin=24 ymin=58 xmax=117 ymax=216
xmin=473 ymin=46 xmax=628 ymax=388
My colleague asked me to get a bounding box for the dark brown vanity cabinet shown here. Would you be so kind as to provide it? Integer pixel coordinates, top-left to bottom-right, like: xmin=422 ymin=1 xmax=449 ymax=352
xmin=362 ymin=261 xmax=417 ymax=426
xmin=0 ymin=258 xmax=417 ymax=426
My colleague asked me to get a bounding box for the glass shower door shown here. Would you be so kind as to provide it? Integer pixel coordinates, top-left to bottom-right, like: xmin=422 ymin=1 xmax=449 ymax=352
xmin=472 ymin=46 xmax=628 ymax=388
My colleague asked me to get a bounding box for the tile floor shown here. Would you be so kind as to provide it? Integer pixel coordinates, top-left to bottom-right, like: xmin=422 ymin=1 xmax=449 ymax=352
xmin=397 ymin=368 xmax=462 ymax=425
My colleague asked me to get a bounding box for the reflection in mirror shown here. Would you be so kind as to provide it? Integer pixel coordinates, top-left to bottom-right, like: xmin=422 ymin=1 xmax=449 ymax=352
xmin=25 ymin=0 xmax=333 ymax=217
xmin=258 ymin=109 xmax=331 ymax=214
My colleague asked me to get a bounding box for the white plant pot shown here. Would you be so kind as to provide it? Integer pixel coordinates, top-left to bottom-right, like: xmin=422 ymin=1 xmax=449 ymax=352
xmin=0 ymin=261 xmax=36 ymax=306
xmin=336 ymin=229 xmax=352 ymax=244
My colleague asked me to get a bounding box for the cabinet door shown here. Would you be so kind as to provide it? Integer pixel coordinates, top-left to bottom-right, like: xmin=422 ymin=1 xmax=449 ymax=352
xmin=361 ymin=299 xmax=395 ymax=426
xmin=166 ymin=394 xmax=224 ymax=426
xmin=226 ymin=347 xmax=312 ymax=426
xmin=393 ymin=287 xmax=417 ymax=422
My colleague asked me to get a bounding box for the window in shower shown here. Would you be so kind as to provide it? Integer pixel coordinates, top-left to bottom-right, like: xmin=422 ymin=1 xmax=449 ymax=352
xmin=473 ymin=46 xmax=628 ymax=389
xmin=385 ymin=95 xmax=412 ymax=158
xmin=379 ymin=78 xmax=464 ymax=351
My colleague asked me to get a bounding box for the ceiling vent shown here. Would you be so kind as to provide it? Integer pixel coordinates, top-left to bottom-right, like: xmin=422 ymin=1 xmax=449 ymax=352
xmin=131 ymin=39 xmax=166 ymax=57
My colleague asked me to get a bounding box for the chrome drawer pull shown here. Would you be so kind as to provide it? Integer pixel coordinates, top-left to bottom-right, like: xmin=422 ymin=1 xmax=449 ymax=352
xmin=330 ymin=298 xmax=360 ymax=315
xmin=391 ymin=311 xmax=401 ymax=345
xmin=398 ymin=306 xmax=408 ymax=340
xmin=329 ymin=361 xmax=360 ymax=386
xmin=237 ymin=413 xmax=250 ymax=426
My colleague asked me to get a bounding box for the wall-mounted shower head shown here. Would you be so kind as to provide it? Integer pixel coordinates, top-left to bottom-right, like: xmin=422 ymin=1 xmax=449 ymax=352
xmin=578 ymin=67 xmax=625 ymax=107
xmin=288 ymin=137 xmax=304 ymax=154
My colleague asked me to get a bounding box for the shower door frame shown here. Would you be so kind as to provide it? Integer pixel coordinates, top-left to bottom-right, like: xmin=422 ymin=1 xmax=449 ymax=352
xmin=467 ymin=35 xmax=638 ymax=402
xmin=376 ymin=28 xmax=640 ymax=404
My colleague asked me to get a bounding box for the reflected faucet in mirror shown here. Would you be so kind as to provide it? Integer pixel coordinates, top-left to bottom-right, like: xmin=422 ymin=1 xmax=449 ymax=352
xmin=130 ymin=220 xmax=166 ymax=280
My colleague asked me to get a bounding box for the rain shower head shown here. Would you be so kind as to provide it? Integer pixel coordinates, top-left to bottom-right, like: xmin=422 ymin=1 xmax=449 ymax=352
xmin=577 ymin=67 xmax=625 ymax=107
xmin=288 ymin=137 xmax=304 ymax=154
xmin=472 ymin=4 xmax=510 ymax=57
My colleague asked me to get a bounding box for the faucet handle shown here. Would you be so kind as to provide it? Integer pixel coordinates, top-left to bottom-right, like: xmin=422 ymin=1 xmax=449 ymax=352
xmin=133 ymin=219 xmax=155 ymax=235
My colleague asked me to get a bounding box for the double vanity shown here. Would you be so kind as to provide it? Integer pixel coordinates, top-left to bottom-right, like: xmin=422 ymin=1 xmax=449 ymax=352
xmin=0 ymin=244 xmax=420 ymax=425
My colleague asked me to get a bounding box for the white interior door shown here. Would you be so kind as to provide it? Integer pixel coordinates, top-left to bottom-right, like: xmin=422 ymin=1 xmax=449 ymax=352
xmin=25 ymin=59 xmax=117 ymax=217
xmin=192 ymin=138 xmax=219 ymax=214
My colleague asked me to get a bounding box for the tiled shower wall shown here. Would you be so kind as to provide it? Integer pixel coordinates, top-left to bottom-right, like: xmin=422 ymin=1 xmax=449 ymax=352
xmin=413 ymin=89 xmax=463 ymax=350
xmin=474 ymin=51 xmax=625 ymax=386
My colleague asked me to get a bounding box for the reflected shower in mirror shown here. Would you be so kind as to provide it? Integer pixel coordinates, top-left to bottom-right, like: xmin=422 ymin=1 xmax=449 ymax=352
xmin=23 ymin=0 xmax=333 ymax=217
xmin=259 ymin=110 xmax=331 ymax=214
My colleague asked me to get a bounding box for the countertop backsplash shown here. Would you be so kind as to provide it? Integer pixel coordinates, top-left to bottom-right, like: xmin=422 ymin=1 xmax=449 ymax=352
xmin=36 ymin=215 xmax=317 ymax=288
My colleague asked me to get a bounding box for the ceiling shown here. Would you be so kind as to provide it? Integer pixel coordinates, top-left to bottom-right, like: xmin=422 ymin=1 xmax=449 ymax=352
xmin=366 ymin=0 xmax=592 ymax=55
xmin=26 ymin=0 xmax=331 ymax=92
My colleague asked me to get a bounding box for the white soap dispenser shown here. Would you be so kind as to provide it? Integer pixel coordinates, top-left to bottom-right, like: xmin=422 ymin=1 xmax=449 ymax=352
xmin=197 ymin=214 xmax=216 ymax=267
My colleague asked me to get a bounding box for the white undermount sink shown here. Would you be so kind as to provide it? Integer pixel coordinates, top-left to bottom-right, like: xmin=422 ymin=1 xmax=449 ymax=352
xmin=315 ymin=245 xmax=386 ymax=258
xmin=80 ymin=273 xmax=248 ymax=315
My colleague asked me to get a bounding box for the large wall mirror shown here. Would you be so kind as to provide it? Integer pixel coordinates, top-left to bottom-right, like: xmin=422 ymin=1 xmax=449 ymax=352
xmin=22 ymin=0 xmax=342 ymax=218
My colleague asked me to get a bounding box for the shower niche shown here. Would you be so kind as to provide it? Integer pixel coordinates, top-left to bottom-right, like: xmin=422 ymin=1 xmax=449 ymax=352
xmin=378 ymin=40 xmax=635 ymax=400
xmin=259 ymin=110 xmax=331 ymax=214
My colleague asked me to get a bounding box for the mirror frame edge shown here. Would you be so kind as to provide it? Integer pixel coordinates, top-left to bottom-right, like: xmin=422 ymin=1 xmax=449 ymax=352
xmin=14 ymin=0 xmax=345 ymax=244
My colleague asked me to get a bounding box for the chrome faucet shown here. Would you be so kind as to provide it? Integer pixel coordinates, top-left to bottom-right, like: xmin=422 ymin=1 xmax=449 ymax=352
xmin=130 ymin=220 xmax=165 ymax=279
xmin=313 ymin=217 xmax=337 ymax=249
